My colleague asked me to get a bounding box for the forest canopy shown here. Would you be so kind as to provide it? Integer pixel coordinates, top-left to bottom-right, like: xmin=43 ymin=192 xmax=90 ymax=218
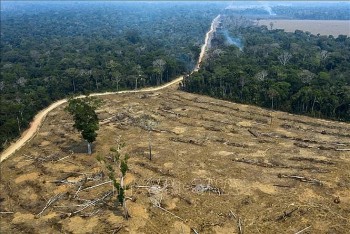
xmin=1 ymin=1 xmax=349 ymax=152
xmin=182 ymin=15 xmax=350 ymax=122
xmin=0 ymin=1 xmax=225 ymax=151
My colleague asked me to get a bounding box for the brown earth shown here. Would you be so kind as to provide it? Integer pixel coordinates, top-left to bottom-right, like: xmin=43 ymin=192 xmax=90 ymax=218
xmin=1 ymin=86 xmax=350 ymax=233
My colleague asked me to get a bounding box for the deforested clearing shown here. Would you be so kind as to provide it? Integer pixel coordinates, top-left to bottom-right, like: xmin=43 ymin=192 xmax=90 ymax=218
xmin=1 ymin=87 xmax=350 ymax=233
xmin=259 ymin=20 xmax=350 ymax=36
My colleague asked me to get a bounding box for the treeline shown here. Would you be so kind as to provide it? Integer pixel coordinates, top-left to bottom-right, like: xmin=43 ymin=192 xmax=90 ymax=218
xmin=0 ymin=2 xmax=224 ymax=151
xmin=182 ymin=20 xmax=350 ymax=122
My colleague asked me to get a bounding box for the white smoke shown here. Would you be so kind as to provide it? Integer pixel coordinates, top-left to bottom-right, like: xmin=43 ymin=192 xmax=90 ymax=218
xmin=225 ymin=1 xmax=277 ymax=16
xmin=222 ymin=30 xmax=243 ymax=51
xmin=260 ymin=2 xmax=276 ymax=16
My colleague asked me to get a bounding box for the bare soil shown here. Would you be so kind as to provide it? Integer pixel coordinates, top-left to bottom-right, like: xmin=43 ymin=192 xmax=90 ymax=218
xmin=259 ymin=20 xmax=350 ymax=36
xmin=1 ymin=86 xmax=350 ymax=233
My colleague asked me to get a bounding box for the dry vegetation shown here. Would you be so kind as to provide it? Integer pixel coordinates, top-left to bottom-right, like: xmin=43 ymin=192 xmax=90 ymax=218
xmin=259 ymin=20 xmax=350 ymax=36
xmin=1 ymin=86 xmax=350 ymax=233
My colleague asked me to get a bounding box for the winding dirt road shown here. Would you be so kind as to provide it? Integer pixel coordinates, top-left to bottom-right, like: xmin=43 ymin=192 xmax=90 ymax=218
xmin=0 ymin=15 xmax=221 ymax=163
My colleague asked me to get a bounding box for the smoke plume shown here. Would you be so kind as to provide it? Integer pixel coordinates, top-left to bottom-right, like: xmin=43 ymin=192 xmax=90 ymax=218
xmin=222 ymin=30 xmax=243 ymax=51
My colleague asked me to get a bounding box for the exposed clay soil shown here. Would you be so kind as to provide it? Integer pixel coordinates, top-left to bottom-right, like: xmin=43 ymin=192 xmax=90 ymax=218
xmin=1 ymin=86 xmax=350 ymax=233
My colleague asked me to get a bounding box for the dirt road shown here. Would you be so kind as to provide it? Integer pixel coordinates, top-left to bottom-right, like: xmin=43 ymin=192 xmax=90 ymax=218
xmin=194 ymin=14 xmax=221 ymax=72
xmin=0 ymin=15 xmax=221 ymax=163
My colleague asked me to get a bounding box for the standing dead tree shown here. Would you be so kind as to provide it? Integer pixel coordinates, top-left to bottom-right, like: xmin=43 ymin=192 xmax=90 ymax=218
xmin=278 ymin=51 xmax=292 ymax=66
xmin=255 ymin=70 xmax=268 ymax=81
xmin=140 ymin=115 xmax=158 ymax=161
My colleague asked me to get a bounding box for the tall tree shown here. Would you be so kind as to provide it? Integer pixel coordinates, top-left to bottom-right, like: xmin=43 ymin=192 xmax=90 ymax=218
xmin=66 ymin=97 xmax=100 ymax=154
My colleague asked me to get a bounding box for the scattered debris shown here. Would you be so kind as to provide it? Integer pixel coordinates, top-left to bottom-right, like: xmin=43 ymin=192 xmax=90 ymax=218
xmin=110 ymin=224 xmax=124 ymax=234
xmin=278 ymin=174 xmax=322 ymax=186
xmin=237 ymin=217 xmax=243 ymax=234
xmin=276 ymin=207 xmax=298 ymax=221
xmin=191 ymin=183 xmax=223 ymax=195
xmin=288 ymin=157 xmax=335 ymax=165
xmin=81 ymin=180 xmax=112 ymax=191
xmin=169 ymin=137 xmax=205 ymax=146
xmin=294 ymin=142 xmax=313 ymax=148
xmin=294 ymin=225 xmax=311 ymax=234
xmin=233 ymin=158 xmax=285 ymax=168
xmin=144 ymin=182 xmax=185 ymax=222
xmin=248 ymin=129 xmax=259 ymax=138
xmin=228 ymin=210 xmax=243 ymax=234
xmin=335 ymin=148 xmax=350 ymax=151
xmin=191 ymin=228 xmax=199 ymax=234
xmin=37 ymin=193 xmax=65 ymax=217
xmin=273 ymin=184 xmax=292 ymax=188
xmin=215 ymin=138 xmax=249 ymax=148
xmin=72 ymin=190 xmax=113 ymax=215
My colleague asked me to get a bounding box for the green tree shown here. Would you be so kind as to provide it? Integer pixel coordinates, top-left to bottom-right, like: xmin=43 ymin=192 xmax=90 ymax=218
xmin=98 ymin=144 xmax=130 ymax=219
xmin=66 ymin=97 xmax=100 ymax=154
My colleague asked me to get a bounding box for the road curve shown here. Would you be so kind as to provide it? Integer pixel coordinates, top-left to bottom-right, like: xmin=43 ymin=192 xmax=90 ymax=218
xmin=0 ymin=15 xmax=221 ymax=163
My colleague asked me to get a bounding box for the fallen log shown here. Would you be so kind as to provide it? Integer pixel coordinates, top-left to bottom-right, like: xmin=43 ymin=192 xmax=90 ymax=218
xmin=273 ymin=184 xmax=292 ymax=188
xmin=288 ymin=157 xmax=335 ymax=165
xmin=73 ymin=191 xmax=113 ymax=215
xmin=233 ymin=158 xmax=286 ymax=168
xmin=37 ymin=193 xmax=65 ymax=217
xmin=81 ymin=180 xmax=112 ymax=191
xmin=335 ymin=148 xmax=350 ymax=151
xmin=169 ymin=137 xmax=205 ymax=146
xmin=278 ymin=174 xmax=322 ymax=186
xmin=0 ymin=211 xmax=14 ymax=214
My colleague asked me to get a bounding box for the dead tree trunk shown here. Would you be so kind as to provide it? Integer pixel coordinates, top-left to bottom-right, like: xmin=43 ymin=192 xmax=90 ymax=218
xmin=148 ymin=131 xmax=152 ymax=161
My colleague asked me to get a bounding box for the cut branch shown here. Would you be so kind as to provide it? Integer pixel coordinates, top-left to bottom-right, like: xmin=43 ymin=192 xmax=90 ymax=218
xmin=248 ymin=129 xmax=259 ymax=138
xmin=295 ymin=225 xmax=311 ymax=234
xmin=81 ymin=180 xmax=112 ymax=191
xmin=155 ymin=205 xmax=185 ymax=221
xmin=37 ymin=193 xmax=64 ymax=217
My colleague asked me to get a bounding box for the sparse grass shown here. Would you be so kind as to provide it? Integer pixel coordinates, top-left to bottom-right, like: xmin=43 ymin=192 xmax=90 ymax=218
xmin=1 ymin=87 xmax=349 ymax=233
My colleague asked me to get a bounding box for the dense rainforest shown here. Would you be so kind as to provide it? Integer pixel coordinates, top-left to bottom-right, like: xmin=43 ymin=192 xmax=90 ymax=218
xmin=0 ymin=1 xmax=225 ymax=151
xmin=182 ymin=15 xmax=350 ymax=122
xmin=1 ymin=1 xmax=350 ymax=152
